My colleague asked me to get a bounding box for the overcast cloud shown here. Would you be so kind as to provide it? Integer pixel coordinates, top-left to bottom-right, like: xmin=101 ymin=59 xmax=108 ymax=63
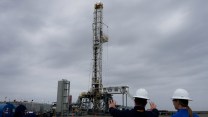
xmin=0 ymin=0 xmax=208 ymax=111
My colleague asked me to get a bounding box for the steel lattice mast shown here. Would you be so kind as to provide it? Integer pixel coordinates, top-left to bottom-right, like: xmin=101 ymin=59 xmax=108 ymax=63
xmin=92 ymin=1 xmax=108 ymax=111
xmin=75 ymin=2 xmax=111 ymax=114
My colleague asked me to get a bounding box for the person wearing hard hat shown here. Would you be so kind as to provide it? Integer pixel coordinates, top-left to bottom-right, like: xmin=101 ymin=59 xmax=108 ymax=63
xmin=108 ymin=88 xmax=159 ymax=117
xmin=171 ymin=88 xmax=199 ymax=117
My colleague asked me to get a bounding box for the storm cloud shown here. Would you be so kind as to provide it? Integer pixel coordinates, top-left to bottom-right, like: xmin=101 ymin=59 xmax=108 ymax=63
xmin=0 ymin=0 xmax=207 ymax=111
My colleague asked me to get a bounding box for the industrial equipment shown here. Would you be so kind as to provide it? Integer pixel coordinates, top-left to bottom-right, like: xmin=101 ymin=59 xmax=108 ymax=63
xmin=103 ymin=86 xmax=133 ymax=107
xmin=76 ymin=1 xmax=112 ymax=114
xmin=56 ymin=79 xmax=70 ymax=116
xmin=75 ymin=2 xmax=132 ymax=115
xmin=0 ymin=103 xmax=15 ymax=117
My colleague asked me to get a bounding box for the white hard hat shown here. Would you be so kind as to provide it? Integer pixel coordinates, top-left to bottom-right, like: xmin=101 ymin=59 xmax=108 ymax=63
xmin=172 ymin=88 xmax=192 ymax=101
xmin=133 ymin=88 xmax=149 ymax=100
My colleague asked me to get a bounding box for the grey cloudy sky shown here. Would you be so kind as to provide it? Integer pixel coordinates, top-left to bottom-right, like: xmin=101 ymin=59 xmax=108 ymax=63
xmin=0 ymin=0 xmax=208 ymax=111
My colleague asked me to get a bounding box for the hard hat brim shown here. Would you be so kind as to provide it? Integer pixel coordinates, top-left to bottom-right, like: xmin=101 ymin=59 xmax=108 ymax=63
xmin=171 ymin=97 xmax=192 ymax=101
xmin=133 ymin=96 xmax=150 ymax=100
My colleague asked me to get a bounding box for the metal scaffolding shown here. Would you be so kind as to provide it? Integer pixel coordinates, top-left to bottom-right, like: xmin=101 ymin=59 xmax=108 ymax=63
xmin=92 ymin=1 xmax=105 ymax=112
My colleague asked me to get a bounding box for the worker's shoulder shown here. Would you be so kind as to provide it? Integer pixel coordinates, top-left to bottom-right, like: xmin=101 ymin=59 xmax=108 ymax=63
xmin=145 ymin=109 xmax=159 ymax=117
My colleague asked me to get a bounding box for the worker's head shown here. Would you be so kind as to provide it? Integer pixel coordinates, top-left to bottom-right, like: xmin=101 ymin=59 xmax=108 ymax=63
xmin=134 ymin=98 xmax=147 ymax=107
xmin=171 ymin=88 xmax=191 ymax=109
xmin=171 ymin=88 xmax=194 ymax=117
xmin=133 ymin=88 xmax=149 ymax=107
xmin=172 ymin=99 xmax=189 ymax=109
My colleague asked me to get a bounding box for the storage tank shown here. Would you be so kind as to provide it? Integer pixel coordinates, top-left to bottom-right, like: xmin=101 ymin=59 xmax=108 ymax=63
xmin=0 ymin=103 xmax=15 ymax=117
xmin=14 ymin=104 xmax=27 ymax=117
xmin=56 ymin=79 xmax=70 ymax=116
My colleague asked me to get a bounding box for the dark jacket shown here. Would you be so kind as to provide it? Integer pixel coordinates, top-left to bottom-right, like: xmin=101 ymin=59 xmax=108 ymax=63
xmin=109 ymin=106 xmax=159 ymax=117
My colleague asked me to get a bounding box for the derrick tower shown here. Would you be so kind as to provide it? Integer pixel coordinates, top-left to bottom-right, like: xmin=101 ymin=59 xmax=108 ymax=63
xmin=92 ymin=1 xmax=108 ymax=111
xmin=76 ymin=2 xmax=111 ymax=114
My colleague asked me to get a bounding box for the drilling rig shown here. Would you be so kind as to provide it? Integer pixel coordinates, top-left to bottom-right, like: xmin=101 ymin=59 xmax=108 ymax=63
xmin=75 ymin=1 xmax=112 ymax=114
xmin=73 ymin=2 xmax=133 ymax=115
xmin=92 ymin=1 xmax=108 ymax=112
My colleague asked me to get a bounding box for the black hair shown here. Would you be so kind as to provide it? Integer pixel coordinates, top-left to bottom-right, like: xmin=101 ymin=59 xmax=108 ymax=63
xmin=134 ymin=98 xmax=147 ymax=107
